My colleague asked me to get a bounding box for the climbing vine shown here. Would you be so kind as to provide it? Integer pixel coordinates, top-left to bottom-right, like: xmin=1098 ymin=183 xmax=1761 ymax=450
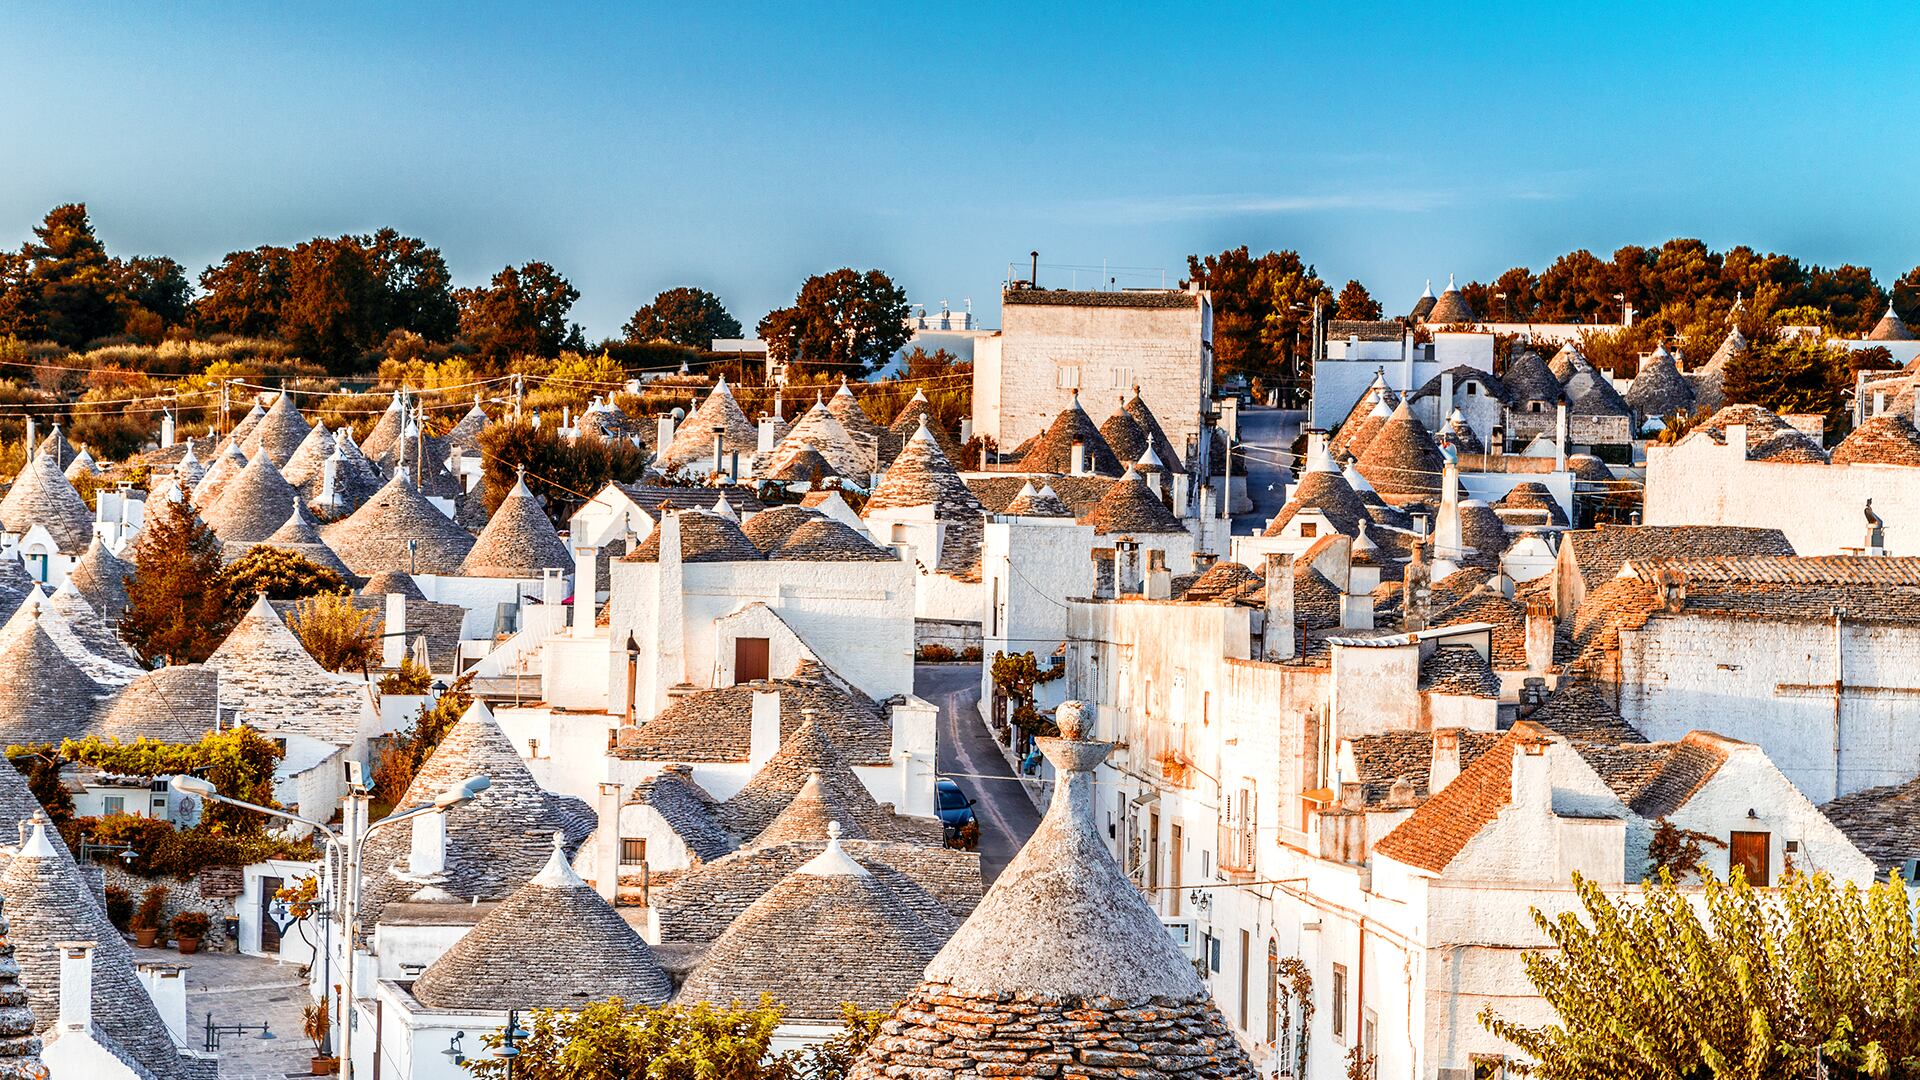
xmin=1274 ymin=956 xmax=1314 ymax=1080
xmin=989 ymin=650 xmax=1065 ymax=741
xmin=1646 ymin=817 xmax=1728 ymax=881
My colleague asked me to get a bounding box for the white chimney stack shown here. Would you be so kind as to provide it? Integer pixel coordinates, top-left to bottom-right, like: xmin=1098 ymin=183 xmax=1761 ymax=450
xmin=409 ymin=807 xmax=447 ymax=876
xmin=159 ymin=410 xmax=176 ymax=449
xmin=573 ymin=543 xmax=599 ymax=637
xmin=57 ymin=941 xmax=94 ymax=1035
xmin=1070 ymin=440 xmax=1087 ymax=476
xmin=656 ymin=414 xmax=676 ymax=451
xmin=383 ymin=591 xmax=407 ymax=669
xmin=1554 ymin=402 xmax=1568 ymax=471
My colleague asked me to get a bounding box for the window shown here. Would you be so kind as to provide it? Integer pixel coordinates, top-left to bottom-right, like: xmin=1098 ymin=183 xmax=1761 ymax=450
xmin=1466 ymin=383 xmax=1478 ymax=396
xmin=103 ymin=796 xmax=125 ymax=816
xmin=1471 ymin=1055 xmax=1508 ymax=1080
xmin=1110 ymin=367 xmax=1134 ymax=389
xmin=734 ymin=637 xmax=770 ymax=683
xmin=890 ymin=522 xmax=909 ymax=544
xmin=1299 ymin=522 xmax=1317 ymax=538
xmin=1731 ymin=831 xmax=1770 ymax=887
xmin=1218 ymin=784 xmax=1256 ymax=875
xmin=1057 ymin=365 xmax=1082 ymax=389
xmin=620 ymin=839 xmax=648 ymax=866
xmin=1331 ymin=963 xmax=1348 ymax=1042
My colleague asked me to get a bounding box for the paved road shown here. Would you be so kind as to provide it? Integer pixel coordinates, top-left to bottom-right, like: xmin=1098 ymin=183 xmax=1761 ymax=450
xmin=150 ymin=943 xmax=314 ymax=1080
xmin=1232 ymin=406 xmax=1303 ymax=535
xmin=917 ymin=662 xmax=1041 ymax=883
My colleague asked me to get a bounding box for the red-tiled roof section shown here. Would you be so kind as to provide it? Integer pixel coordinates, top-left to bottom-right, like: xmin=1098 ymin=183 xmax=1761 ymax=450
xmin=1373 ymin=724 xmax=1553 ymax=873
xmin=1563 ymin=525 xmax=1795 ymax=590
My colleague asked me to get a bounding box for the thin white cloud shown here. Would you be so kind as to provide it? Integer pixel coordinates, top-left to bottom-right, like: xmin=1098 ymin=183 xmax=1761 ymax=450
xmin=1094 ymin=179 xmax=1579 ymax=222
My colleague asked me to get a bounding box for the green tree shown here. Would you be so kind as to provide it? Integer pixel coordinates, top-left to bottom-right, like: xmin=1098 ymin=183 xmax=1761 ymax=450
xmin=220 ymin=546 xmax=347 ymax=601
xmin=757 ymin=268 xmax=911 ymax=377
xmin=1482 ymin=869 xmax=1920 ymax=1080
xmin=624 ymin=286 xmax=742 ymax=348
xmin=14 ymin=203 xmax=128 ymax=347
xmin=282 ymin=236 xmax=382 ymax=372
xmin=122 ymin=496 xmax=241 ymax=665
xmin=197 ymin=246 xmax=293 ymax=338
xmin=287 ymin=591 xmax=378 ymax=674
xmin=457 ymin=261 xmax=583 ymax=361
xmin=366 ymin=227 xmax=458 ymax=341
xmin=476 ymin=418 xmax=650 ymax=520
xmin=1185 ymin=247 xmax=1330 ymax=401
xmin=1722 ymin=335 xmax=1854 ymax=429
xmin=1332 ymin=279 xmax=1380 ymax=321
xmin=1260 ymin=256 xmax=1333 ymax=400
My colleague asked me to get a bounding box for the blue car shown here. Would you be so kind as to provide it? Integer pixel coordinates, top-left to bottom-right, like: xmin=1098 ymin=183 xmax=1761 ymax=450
xmin=936 ymin=779 xmax=978 ymax=850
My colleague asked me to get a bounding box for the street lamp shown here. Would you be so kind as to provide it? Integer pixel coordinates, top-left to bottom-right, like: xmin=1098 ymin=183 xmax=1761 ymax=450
xmin=171 ymin=771 xmax=491 ymax=1080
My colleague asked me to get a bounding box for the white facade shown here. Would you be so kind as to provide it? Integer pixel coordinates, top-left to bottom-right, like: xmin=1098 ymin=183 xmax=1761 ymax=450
xmin=1311 ymin=331 xmax=1494 ymax=430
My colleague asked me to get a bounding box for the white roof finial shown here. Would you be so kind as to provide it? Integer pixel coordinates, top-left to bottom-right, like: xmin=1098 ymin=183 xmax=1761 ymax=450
xmin=531 ymin=831 xmax=585 ymax=888
xmin=797 ymin=818 xmax=869 ymax=878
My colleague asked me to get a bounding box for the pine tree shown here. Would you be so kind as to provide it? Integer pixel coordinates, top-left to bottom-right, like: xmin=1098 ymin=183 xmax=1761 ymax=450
xmin=1333 ymin=279 xmax=1381 ymax=321
xmin=122 ymin=496 xmax=241 ymax=665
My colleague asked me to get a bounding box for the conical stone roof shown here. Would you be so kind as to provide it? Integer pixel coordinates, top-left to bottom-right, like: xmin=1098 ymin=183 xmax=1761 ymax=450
xmin=459 ymin=472 xmax=572 ymax=578
xmin=192 ymin=441 xmax=247 ymax=508
xmin=228 ymin=399 xmax=267 ymax=446
xmin=305 ymin=434 xmax=388 ymax=519
xmin=1123 ymin=389 xmax=1184 ymax=474
xmin=0 ymin=614 xmax=109 ymax=745
xmin=1502 ymin=347 xmax=1565 ymax=405
xmin=34 ymin=428 xmax=75 ymax=470
xmin=1264 ymin=451 xmax=1368 ymax=537
xmin=851 ymin=701 xmax=1253 ymax=1080
xmin=1869 ymin=301 xmax=1914 ymax=342
xmin=1549 ymin=343 xmax=1582 ymax=383
xmin=1833 ymin=414 xmax=1920 ymax=467
xmin=868 ymin=422 xmax=984 ymax=517
xmin=61 ymin=448 xmax=99 ymax=481
xmin=238 ymin=503 xmax=354 ymax=581
xmin=94 ymin=663 xmax=222 ymax=743
xmin=172 ymin=445 xmax=209 ymax=493
xmin=660 ymin=379 xmax=757 ymax=473
xmin=202 ymin=451 xmax=298 ymax=544
xmin=411 ymin=834 xmax=671 ymax=1011
xmin=677 ymin=820 xmax=945 ymax=1020
xmin=279 ymin=421 xmax=336 ymax=490
xmin=1077 ymin=468 xmax=1184 ymax=535
xmin=769 ymin=401 xmax=868 ymax=481
xmin=443 ymin=398 xmax=491 ymax=457
xmin=358 ymin=392 xmax=407 ymax=462
xmin=1626 ymin=345 xmax=1695 ymax=419
xmin=827 ymin=381 xmax=886 ymax=465
xmin=1003 ymin=481 xmax=1072 ymax=518
xmin=723 ymin=714 xmax=911 ymax=844
xmin=886 ymin=390 xmax=964 ymax=465
xmin=1425 ymin=274 xmax=1474 ymax=324
xmin=0 ymin=552 xmax=38 ymax=624
xmin=1332 ymin=394 xmax=1394 ymax=462
xmin=3 ymin=817 xmax=187 ymax=1080
xmin=66 ymin=537 xmax=131 ymax=623
xmin=1357 ymin=400 xmax=1446 ymax=499
xmin=1098 ymin=399 xmax=1149 ymax=464
xmin=0 ymin=450 xmax=94 ymax=553
xmin=0 ymin=890 xmax=43 ymax=1079
xmin=244 ymin=392 xmax=312 ymax=466
xmin=321 ymin=472 xmax=475 ymax=577
xmin=360 ymin=568 xmax=425 ymax=599
xmin=1019 ymin=394 xmax=1122 ymax=476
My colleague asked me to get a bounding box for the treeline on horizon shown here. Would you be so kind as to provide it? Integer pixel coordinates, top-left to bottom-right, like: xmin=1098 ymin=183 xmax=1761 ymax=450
xmin=1188 ymin=240 xmax=1920 ymax=388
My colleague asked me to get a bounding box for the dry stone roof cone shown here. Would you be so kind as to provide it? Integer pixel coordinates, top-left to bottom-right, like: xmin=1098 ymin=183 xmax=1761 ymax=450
xmin=851 ymin=700 xmax=1255 ymax=1080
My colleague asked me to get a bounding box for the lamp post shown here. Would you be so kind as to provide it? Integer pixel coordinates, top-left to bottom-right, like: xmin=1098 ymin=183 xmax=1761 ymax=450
xmin=172 ymin=771 xmax=491 ymax=1080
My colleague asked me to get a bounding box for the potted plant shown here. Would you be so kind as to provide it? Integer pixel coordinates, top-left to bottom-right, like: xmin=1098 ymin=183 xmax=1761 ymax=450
xmin=104 ymin=886 xmax=133 ymax=931
xmin=131 ymin=886 xmax=169 ymax=948
xmin=303 ymin=997 xmax=337 ymax=1075
xmin=171 ymin=911 xmax=209 ymax=954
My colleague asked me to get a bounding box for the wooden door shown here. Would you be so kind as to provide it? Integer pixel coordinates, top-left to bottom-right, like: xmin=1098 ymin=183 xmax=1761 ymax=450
xmin=1169 ymin=823 xmax=1183 ymax=915
xmin=734 ymin=637 xmax=770 ymax=683
xmin=1730 ymin=831 xmax=1770 ymax=887
xmin=259 ymin=875 xmax=283 ymax=952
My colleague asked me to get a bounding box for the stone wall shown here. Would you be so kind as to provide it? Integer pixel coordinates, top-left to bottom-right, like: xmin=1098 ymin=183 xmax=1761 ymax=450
xmin=98 ymin=861 xmax=243 ymax=950
xmin=916 ymin=618 xmax=982 ymax=655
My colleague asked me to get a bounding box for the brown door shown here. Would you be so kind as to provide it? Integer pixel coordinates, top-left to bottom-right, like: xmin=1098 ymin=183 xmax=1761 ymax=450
xmin=734 ymin=638 xmax=770 ymax=683
xmin=1731 ymin=831 xmax=1770 ymax=887
xmin=259 ymin=875 xmax=282 ymax=952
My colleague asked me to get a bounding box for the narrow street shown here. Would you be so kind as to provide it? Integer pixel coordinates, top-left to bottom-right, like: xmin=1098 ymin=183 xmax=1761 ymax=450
xmin=917 ymin=662 xmax=1041 ymax=883
xmin=1232 ymin=406 xmax=1303 ymax=535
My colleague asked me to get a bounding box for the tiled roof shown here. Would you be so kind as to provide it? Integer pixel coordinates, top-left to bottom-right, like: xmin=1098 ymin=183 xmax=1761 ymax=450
xmin=612 ymin=482 xmax=768 ymax=516
xmin=885 ymin=391 xmax=965 ymax=466
xmin=1097 ymin=401 xmax=1149 ymax=464
xmin=412 ymin=837 xmax=672 ymax=1010
xmin=1868 ymin=302 xmax=1915 ymax=342
xmin=1356 ymin=400 xmax=1446 ymax=499
xmin=966 ymin=475 xmax=1113 ymax=518
xmin=767 ymin=401 xmax=870 ymax=481
xmin=628 ymin=765 xmax=734 ymax=864
xmin=1374 ymin=724 xmax=1554 ymax=872
xmin=1001 ymin=481 xmax=1073 ymax=518
xmin=1424 ymin=278 xmax=1474 ymax=324
xmin=1417 ymin=645 xmax=1501 ymax=697
xmin=1001 ymin=288 xmax=1198 ymax=309
xmin=242 ymin=393 xmax=311 ymax=467
xmin=360 ymin=568 xmax=424 ymax=599
xmin=1347 ymin=729 xmax=1501 ymax=805
xmin=721 ymin=713 xmax=927 ymax=842
xmin=1123 ymin=390 xmax=1184 ymax=474
xmin=1526 ymin=682 xmax=1647 ymax=744
xmin=624 ymin=509 xmax=763 ymax=563
xmin=1077 ymin=469 xmax=1184 ymax=534
xmin=459 ymin=474 xmax=572 ymax=578
xmin=764 ymin=517 xmax=896 ymax=562
xmin=1691 ymin=404 xmax=1826 ymax=461
xmin=676 ymin=823 xmax=947 ymax=1020
xmin=1625 ymin=346 xmax=1695 ymax=418
xmin=1330 ymin=318 xmax=1404 ymax=342
xmin=66 ymin=537 xmax=132 ymax=623
xmin=1563 ymin=525 xmax=1795 ymax=591
xmin=0 ymin=891 xmax=43 ymax=1078
xmin=3 ymin=819 xmax=189 ymax=1080
xmin=0 ymin=451 xmax=93 ymax=553
xmin=202 ymin=452 xmax=298 ymax=544
xmin=1821 ymin=775 xmax=1920 ymax=872
xmin=659 ymin=380 xmax=758 ymax=473
xmin=616 ymin=661 xmax=895 ymax=765
xmin=1602 ymin=556 xmax=1920 ymax=627
xmin=1018 ymin=395 xmax=1123 ymax=476
xmin=356 ymin=393 xmax=407 ymax=462
xmin=93 ymin=664 xmax=222 ymax=743
xmin=1500 ymin=348 xmax=1565 ymax=404
xmin=868 ymin=424 xmax=984 ymax=517
xmin=1179 ymin=561 xmax=1263 ymax=604
xmin=1571 ymin=732 xmax=1730 ymax=819
xmin=204 ymin=594 xmax=370 ymax=743
xmin=1832 ymin=414 xmax=1920 ymax=467
xmin=321 ymin=473 xmax=475 ymax=577
xmin=443 ymin=399 xmax=492 ymax=457
xmin=1264 ymin=462 xmax=1368 ymax=537
xmin=1491 ymin=482 xmax=1568 ymax=526
xmin=359 ymin=702 xmax=594 ymax=926
xmin=0 ymin=614 xmax=109 ymax=744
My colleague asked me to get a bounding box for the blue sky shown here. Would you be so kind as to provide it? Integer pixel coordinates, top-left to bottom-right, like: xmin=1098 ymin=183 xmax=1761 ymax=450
xmin=0 ymin=2 xmax=1905 ymax=338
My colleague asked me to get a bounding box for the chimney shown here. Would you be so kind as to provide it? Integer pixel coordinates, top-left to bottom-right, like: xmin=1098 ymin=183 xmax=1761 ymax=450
xmin=1344 ymin=565 xmax=1378 ymax=630
xmin=1519 ymin=677 xmax=1548 ymax=716
xmin=1489 ymin=425 xmax=1505 ymax=459
xmin=1192 ymin=550 xmax=1218 ymax=572
xmin=1439 ymin=370 xmax=1455 ymax=421
xmin=1115 ymin=538 xmax=1142 ymax=595
xmin=1726 ymin=423 xmax=1749 ymax=459
xmin=1403 ymin=540 xmax=1432 ymax=632
xmin=408 ymin=804 xmax=446 ymax=875
xmin=1386 ymin=776 xmax=1417 ymax=808
xmin=382 ymin=592 xmax=406 ymax=669
xmin=320 ymin=447 xmax=341 ymax=510
xmin=573 ymin=541 xmax=599 ymax=637
xmin=748 ymin=692 xmax=783 ymax=772
xmin=959 ymin=417 xmax=973 ymax=444
xmin=1305 ymin=428 xmax=1328 ymax=460
xmin=1144 ymin=549 xmax=1171 ymax=600
xmin=1429 ymin=730 xmax=1461 ymax=794
xmin=710 ymin=426 xmax=725 ymax=476
xmin=757 ymin=415 xmax=777 ymax=454
xmin=593 ymin=782 xmax=622 ymax=903
xmin=1434 ymin=460 xmax=1463 ymax=562
xmin=56 ymin=941 xmax=94 ymax=1035
xmin=1525 ymin=600 xmax=1555 ymax=676
xmin=656 ymin=414 xmax=676 ymax=451
xmin=1511 ymin=736 xmax=1552 ymax=811
xmin=1263 ymin=553 xmax=1296 ymax=661
xmin=23 ymin=418 xmax=34 ymax=457
xmin=159 ymin=410 xmax=175 ymax=448
xmin=1874 ymin=390 xmax=1887 ymax=417
xmin=136 ymin=963 xmax=188 ymax=1045
xmin=1092 ymin=548 xmax=1116 ymax=600
xmin=1554 ymin=402 xmax=1568 ymax=471
xmin=1070 ymin=439 xmax=1087 ymax=476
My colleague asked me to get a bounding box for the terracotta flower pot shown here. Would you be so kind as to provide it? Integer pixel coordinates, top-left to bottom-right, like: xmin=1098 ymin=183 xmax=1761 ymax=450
xmin=311 ymin=1056 xmax=339 ymax=1076
xmin=134 ymin=927 xmax=158 ymax=948
xmin=177 ymin=936 xmax=201 ymax=955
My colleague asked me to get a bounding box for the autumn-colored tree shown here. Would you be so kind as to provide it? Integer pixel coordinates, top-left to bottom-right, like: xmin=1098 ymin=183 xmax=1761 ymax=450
xmin=287 ymin=590 xmax=378 ymax=674
xmin=1185 ymin=247 xmax=1330 ymax=402
xmin=1483 ymin=869 xmax=1920 ymax=1079
xmin=372 ymin=676 xmax=471 ymax=812
xmin=122 ymin=496 xmax=240 ymax=665
xmin=1722 ymin=335 xmax=1855 ymax=431
xmin=757 ymin=268 xmax=911 ymax=377
xmin=476 ymin=417 xmax=650 ymax=520
xmin=462 ymin=996 xmax=885 ymax=1080
xmin=456 ymin=261 xmax=583 ymax=361
xmin=1332 ymin=279 xmax=1380 ymax=321
xmin=63 ymin=726 xmax=285 ymax=836
xmin=624 ymin=286 xmax=742 ymax=348
xmin=221 ymin=545 xmax=347 ymax=601
xmin=989 ymin=651 xmax=1066 ymax=741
